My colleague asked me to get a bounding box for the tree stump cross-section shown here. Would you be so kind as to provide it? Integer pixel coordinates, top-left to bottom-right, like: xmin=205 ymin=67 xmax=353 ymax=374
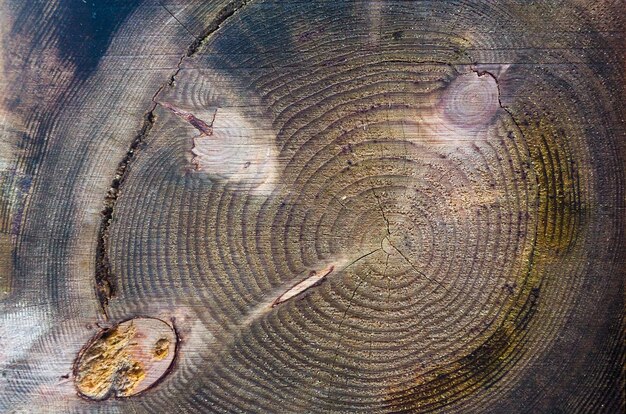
xmin=0 ymin=1 xmax=624 ymax=413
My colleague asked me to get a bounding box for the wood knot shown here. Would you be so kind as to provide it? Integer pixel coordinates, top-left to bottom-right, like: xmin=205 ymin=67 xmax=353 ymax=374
xmin=73 ymin=317 xmax=177 ymax=401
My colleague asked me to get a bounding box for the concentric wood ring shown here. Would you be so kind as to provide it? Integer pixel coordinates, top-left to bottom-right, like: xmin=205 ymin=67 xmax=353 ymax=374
xmin=0 ymin=1 xmax=623 ymax=412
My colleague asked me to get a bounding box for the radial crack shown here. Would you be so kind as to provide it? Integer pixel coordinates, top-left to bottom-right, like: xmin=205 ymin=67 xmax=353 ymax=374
xmin=185 ymin=0 xmax=250 ymax=58
xmin=94 ymin=109 xmax=157 ymax=315
xmin=342 ymin=248 xmax=381 ymax=271
xmin=383 ymin=253 xmax=391 ymax=304
xmin=325 ymin=276 xmax=367 ymax=410
xmin=388 ymin=241 xmax=450 ymax=293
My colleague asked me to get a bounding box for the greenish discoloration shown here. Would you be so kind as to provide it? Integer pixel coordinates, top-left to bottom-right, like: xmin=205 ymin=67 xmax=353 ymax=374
xmin=384 ymin=108 xmax=584 ymax=412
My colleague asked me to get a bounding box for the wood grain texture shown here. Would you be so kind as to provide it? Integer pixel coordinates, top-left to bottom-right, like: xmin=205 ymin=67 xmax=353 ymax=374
xmin=0 ymin=1 xmax=624 ymax=413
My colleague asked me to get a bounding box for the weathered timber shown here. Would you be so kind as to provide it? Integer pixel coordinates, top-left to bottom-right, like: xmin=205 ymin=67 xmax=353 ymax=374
xmin=0 ymin=1 xmax=624 ymax=413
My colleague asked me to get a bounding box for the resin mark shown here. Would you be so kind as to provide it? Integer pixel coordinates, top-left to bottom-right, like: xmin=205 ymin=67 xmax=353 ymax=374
xmin=74 ymin=317 xmax=177 ymax=401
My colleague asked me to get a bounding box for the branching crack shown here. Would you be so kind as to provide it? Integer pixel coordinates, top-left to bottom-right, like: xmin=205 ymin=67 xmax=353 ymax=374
xmin=469 ymin=62 xmax=535 ymax=199
xmin=388 ymin=240 xmax=450 ymax=293
xmin=94 ymin=0 xmax=252 ymax=318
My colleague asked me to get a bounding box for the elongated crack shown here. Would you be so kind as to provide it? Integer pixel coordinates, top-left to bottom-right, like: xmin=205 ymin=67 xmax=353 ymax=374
xmin=155 ymin=0 xmax=197 ymax=42
xmin=372 ymin=189 xmax=391 ymax=236
xmin=383 ymin=253 xmax=391 ymax=303
xmin=158 ymin=102 xmax=217 ymax=136
xmin=94 ymin=0 xmax=252 ymax=317
xmin=94 ymin=108 xmax=157 ymax=314
xmin=325 ymin=275 xmax=368 ymax=410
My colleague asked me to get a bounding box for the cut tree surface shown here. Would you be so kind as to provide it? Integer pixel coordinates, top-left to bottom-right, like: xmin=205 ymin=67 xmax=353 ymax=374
xmin=0 ymin=1 xmax=624 ymax=413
